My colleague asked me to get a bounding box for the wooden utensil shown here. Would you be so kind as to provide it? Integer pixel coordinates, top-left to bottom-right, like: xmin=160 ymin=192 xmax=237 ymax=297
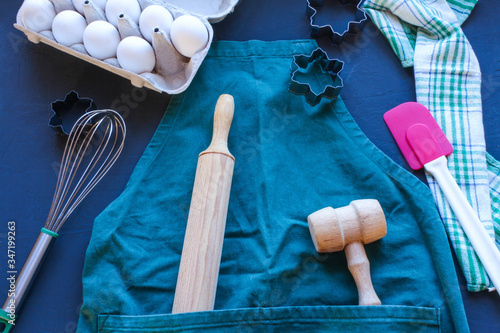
xmin=172 ymin=94 xmax=235 ymax=314
xmin=308 ymin=199 xmax=387 ymax=305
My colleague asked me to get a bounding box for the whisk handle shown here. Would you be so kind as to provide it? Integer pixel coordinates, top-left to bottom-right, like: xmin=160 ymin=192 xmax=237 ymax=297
xmin=1 ymin=229 xmax=57 ymax=331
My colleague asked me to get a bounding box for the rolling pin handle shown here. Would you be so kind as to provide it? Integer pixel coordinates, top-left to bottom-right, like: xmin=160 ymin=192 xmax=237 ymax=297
xmin=201 ymin=94 xmax=234 ymax=159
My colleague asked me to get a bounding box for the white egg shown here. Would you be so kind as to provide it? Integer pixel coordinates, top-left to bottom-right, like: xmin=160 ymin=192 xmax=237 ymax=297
xmin=83 ymin=20 xmax=120 ymax=60
xmin=19 ymin=0 xmax=56 ymax=32
xmin=139 ymin=5 xmax=174 ymax=43
xmin=16 ymin=8 xmax=22 ymax=25
xmin=105 ymin=0 xmax=141 ymax=28
xmin=170 ymin=15 xmax=209 ymax=58
xmin=52 ymin=10 xmax=87 ymax=46
xmin=117 ymin=36 xmax=156 ymax=74
xmin=72 ymin=0 xmax=107 ymax=14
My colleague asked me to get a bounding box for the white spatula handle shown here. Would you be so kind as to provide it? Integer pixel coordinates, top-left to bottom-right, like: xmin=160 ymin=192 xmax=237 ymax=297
xmin=425 ymin=156 xmax=500 ymax=294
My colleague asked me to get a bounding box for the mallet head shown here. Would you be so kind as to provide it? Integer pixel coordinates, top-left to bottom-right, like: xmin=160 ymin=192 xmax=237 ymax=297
xmin=308 ymin=199 xmax=387 ymax=253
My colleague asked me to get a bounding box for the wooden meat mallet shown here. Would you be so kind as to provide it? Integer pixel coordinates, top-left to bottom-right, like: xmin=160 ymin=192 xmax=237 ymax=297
xmin=307 ymin=199 xmax=387 ymax=305
xmin=172 ymin=94 xmax=235 ymax=314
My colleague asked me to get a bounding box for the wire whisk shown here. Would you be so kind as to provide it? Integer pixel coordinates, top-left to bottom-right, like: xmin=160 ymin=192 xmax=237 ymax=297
xmin=0 ymin=110 xmax=126 ymax=333
xmin=45 ymin=110 xmax=126 ymax=233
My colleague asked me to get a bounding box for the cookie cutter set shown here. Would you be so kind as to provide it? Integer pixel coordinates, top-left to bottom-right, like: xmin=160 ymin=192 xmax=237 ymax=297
xmin=290 ymin=0 xmax=367 ymax=106
xmin=14 ymin=0 xmax=239 ymax=94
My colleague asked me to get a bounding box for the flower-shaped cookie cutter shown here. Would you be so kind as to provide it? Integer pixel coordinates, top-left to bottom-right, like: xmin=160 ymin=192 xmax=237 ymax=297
xmin=49 ymin=91 xmax=97 ymax=135
xmin=289 ymin=48 xmax=344 ymax=106
xmin=306 ymin=0 xmax=368 ymax=45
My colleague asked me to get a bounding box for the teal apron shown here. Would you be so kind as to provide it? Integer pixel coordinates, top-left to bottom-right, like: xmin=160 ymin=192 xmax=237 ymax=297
xmin=76 ymin=40 xmax=468 ymax=333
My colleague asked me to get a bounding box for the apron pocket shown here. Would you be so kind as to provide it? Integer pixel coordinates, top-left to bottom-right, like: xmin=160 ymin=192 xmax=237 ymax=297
xmin=98 ymin=305 xmax=440 ymax=332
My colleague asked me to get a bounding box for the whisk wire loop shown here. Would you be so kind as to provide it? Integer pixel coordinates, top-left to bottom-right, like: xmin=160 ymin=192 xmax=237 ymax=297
xmin=44 ymin=110 xmax=126 ymax=233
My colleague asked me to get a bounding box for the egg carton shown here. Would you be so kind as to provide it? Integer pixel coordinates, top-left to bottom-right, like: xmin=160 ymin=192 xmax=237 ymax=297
xmin=14 ymin=0 xmax=239 ymax=94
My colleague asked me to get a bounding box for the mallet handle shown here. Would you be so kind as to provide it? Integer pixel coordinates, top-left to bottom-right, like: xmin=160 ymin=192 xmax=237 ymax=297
xmin=345 ymin=241 xmax=381 ymax=306
xmin=172 ymin=95 xmax=235 ymax=314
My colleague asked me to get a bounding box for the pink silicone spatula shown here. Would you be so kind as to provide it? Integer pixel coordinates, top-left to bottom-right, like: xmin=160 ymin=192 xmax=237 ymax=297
xmin=385 ymin=102 xmax=500 ymax=294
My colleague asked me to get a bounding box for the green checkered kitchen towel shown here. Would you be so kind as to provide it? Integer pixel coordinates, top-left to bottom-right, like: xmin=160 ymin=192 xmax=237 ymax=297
xmin=362 ymin=0 xmax=500 ymax=292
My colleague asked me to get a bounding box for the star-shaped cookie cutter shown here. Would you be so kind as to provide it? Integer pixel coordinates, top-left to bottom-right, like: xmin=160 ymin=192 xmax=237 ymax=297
xmin=289 ymin=48 xmax=344 ymax=106
xmin=306 ymin=0 xmax=368 ymax=45
xmin=49 ymin=91 xmax=97 ymax=135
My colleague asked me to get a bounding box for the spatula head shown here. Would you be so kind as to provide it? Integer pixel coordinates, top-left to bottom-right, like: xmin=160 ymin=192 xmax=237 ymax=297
xmin=384 ymin=102 xmax=453 ymax=170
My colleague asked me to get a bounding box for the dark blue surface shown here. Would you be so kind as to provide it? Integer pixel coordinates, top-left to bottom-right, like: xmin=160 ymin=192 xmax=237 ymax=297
xmin=0 ymin=0 xmax=498 ymax=332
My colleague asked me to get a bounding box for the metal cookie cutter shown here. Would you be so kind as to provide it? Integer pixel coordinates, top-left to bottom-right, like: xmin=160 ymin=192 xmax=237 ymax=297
xmin=307 ymin=0 xmax=368 ymax=45
xmin=49 ymin=91 xmax=97 ymax=135
xmin=289 ymin=48 xmax=344 ymax=106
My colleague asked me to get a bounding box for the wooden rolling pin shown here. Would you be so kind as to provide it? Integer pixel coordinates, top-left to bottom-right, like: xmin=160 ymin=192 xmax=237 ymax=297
xmin=172 ymin=94 xmax=235 ymax=314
